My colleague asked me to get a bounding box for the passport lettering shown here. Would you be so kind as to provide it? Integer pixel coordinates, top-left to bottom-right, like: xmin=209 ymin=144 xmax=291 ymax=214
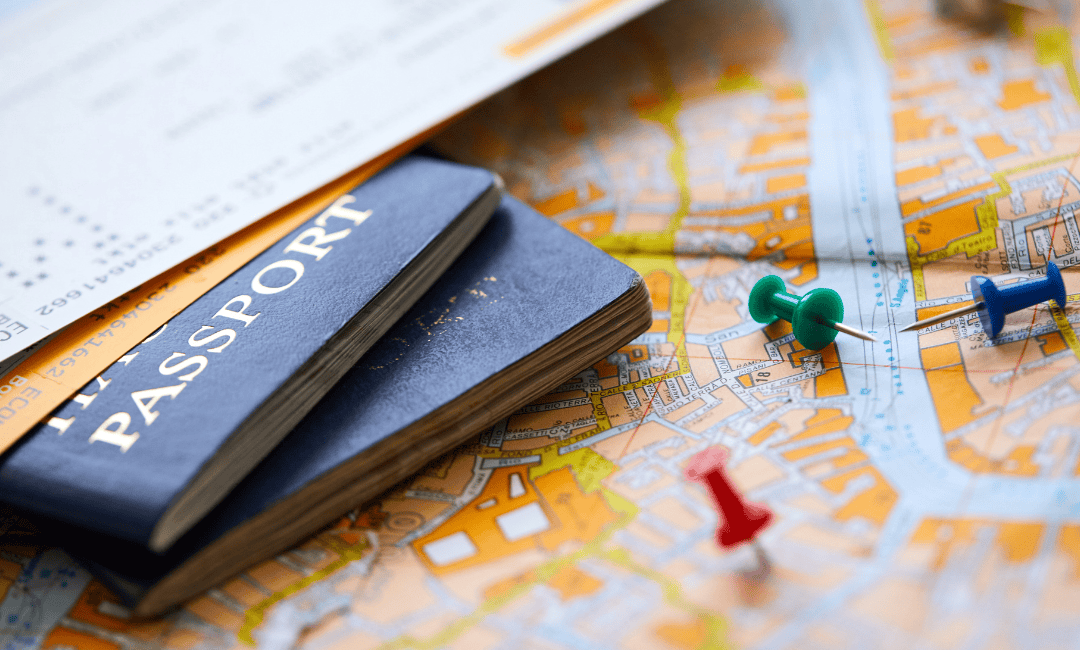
xmin=44 ymin=195 xmax=373 ymax=452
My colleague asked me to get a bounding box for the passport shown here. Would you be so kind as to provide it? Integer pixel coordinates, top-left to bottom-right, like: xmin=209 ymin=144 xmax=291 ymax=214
xmin=65 ymin=195 xmax=652 ymax=615
xmin=0 ymin=156 xmax=501 ymax=553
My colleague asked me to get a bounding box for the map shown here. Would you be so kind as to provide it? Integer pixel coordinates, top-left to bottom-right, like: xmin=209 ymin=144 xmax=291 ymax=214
xmin=5 ymin=0 xmax=1080 ymax=647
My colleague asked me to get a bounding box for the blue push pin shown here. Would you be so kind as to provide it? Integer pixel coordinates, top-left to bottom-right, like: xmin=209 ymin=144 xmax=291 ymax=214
xmin=900 ymin=262 xmax=1068 ymax=338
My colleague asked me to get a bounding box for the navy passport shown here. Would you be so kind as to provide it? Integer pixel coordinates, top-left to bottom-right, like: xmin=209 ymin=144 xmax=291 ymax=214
xmin=0 ymin=156 xmax=501 ymax=553
xmin=67 ymin=196 xmax=652 ymax=615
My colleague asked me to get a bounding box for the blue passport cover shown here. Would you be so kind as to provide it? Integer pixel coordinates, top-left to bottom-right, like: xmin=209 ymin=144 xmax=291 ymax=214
xmin=0 ymin=156 xmax=497 ymax=548
xmin=67 ymin=195 xmax=645 ymax=606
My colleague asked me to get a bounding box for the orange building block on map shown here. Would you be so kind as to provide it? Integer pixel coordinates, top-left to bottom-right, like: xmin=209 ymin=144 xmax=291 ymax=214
xmin=974 ymin=134 xmax=1018 ymax=159
xmin=644 ymin=270 xmax=672 ymax=333
xmin=414 ymin=465 xmax=616 ymax=574
xmin=920 ymin=342 xmax=983 ymax=433
xmin=766 ymin=173 xmax=807 ymax=194
xmin=998 ymin=79 xmax=1051 ymax=110
xmin=893 ymin=107 xmax=935 ymax=142
xmin=42 ymin=627 xmax=120 ymax=650
xmin=747 ymin=130 xmax=807 ymax=156
xmin=560 ymin=211 xmax=614 ymax=240
xmin=821 ymin=466 xmax=898 ymax=525
xmin=896 ymin=164 xmax=941 ymax=186
xmin=903 ymin=198 xmax=983 ymax=254
xmin=534 ymin=188 xmax=578 ymax=216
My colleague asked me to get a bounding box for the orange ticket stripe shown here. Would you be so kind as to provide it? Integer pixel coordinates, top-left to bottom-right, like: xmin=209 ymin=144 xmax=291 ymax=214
xmin=504 ymin=0 xmax=638 ymax=58
xmin=0 ymin=130 xmax=439 ymax=453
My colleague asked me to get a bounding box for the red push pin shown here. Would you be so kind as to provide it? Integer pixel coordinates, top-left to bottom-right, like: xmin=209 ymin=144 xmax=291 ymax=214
xmin=685 ymin=447 xmax=773 ymax=575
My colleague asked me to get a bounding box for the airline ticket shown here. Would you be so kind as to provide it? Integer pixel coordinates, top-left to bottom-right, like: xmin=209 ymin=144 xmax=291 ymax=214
xmin=0 ymin=0 xmax=664 ymax=364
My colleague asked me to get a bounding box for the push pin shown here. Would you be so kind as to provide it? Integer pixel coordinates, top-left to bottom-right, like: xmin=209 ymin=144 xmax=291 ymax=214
xmin=900 ymin=262 xmax=1067 ymax=338
xmin=749 ymin=275 xmax=877 ymax=350
xmin=685 ymin=447 xmax=773 ymax=576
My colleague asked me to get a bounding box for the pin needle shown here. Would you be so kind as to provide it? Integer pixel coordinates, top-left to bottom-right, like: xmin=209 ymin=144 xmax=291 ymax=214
xmin=900 ymin=262 xmax=1067 ymax=338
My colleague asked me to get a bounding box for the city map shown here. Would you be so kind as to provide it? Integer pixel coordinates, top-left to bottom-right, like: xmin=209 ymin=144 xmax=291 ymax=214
xmin=5 ymin=0 xmax=1080 ymax=647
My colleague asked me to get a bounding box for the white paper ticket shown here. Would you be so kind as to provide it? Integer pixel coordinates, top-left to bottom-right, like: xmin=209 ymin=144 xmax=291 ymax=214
xmin=0 ymin=0 xmax=664 ymax=363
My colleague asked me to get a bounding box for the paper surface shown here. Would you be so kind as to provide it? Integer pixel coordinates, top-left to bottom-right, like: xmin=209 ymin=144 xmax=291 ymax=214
xmin=0 ymin=0 xmax=663 ymax=362
xmin=9 ymin=0 xmax=1080 ymax=648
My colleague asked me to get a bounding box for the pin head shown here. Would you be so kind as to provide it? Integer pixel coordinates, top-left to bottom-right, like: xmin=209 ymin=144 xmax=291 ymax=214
xmin=972 ymin=275 xmax=1002 ymax=338
xmin=749 ymin=276 xmax=849 ymax=349
xmin=685 ymin=446 xmax=728 ymax=481
xmin=793 ymin=288 xmax=843 ymax=350
xmin=748 ymin=275 xmax=787 ymax=324
xmin=1045 ymin=261 xmax=1068 ymax=309
xmin=685 ymin=447 xmax=774 ymax=550
xmin=972 ymin=261 xmax=1067 ymax=338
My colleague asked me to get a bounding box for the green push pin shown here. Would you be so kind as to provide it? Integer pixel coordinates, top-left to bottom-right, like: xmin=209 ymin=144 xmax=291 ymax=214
xmin=749 ymin=276 xmax=878 ymax=349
